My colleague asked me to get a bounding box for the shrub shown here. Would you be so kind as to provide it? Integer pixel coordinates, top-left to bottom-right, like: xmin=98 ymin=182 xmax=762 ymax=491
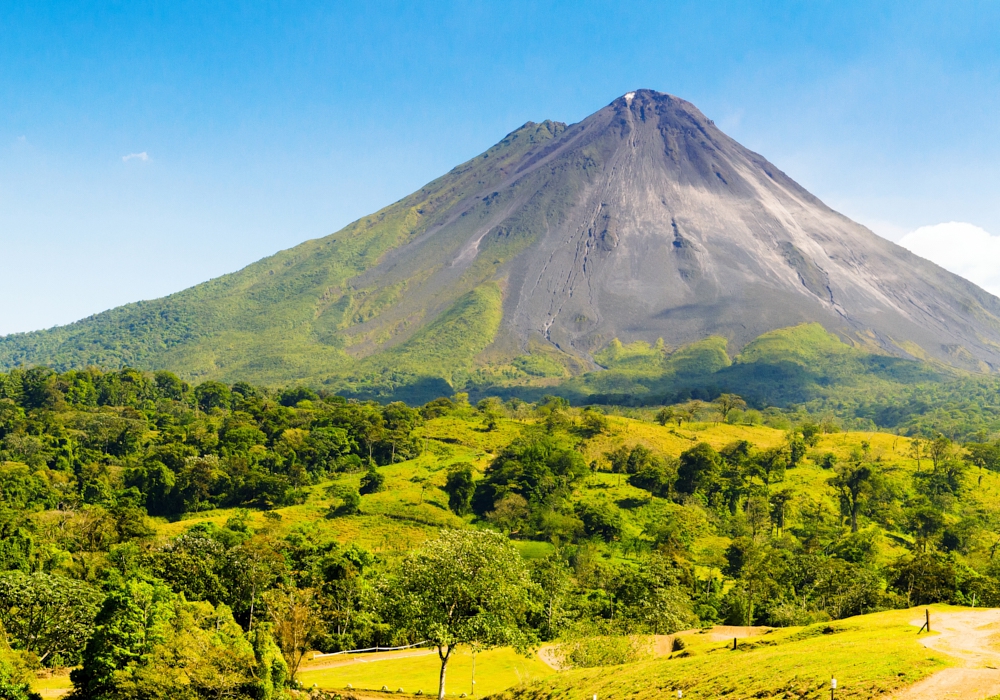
xmin=443 ymin=463 xmax=475 ymax=515
xmin=557 ymin=633 xmax=653 ymax=668
xmin=359 ymin=467 xmax=385 ymax=495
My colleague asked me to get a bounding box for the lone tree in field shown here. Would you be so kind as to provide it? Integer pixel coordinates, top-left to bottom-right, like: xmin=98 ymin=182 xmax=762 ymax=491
xmin=713 ymin=393 xmax=747 ymax=422
xmin=396 ymin=530 xmax=537 ymax=700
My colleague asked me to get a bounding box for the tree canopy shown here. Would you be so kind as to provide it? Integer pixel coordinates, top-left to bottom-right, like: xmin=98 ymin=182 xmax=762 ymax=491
xmin=394 ymin=530 xmax=538 ymax=700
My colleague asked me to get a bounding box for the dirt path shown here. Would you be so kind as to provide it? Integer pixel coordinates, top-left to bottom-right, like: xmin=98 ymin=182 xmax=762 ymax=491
xmin=890 ymin=609 xmax=1000 ymax=699
xmin=652 ymin=625 xmax=769 ymax=656
xmin=537 ymin=645 xmax=562 ymax=670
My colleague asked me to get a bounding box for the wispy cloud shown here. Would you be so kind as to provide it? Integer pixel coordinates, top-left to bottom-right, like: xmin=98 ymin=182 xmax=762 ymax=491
xmin=122 ymin=152 xmax=149 ymax=162
xmin=899 ymin=222 xmax=1000 ymax=297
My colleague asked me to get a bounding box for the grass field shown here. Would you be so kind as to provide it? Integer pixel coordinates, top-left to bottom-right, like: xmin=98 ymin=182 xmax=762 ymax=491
xmin=295 ymin=606 xmax=963 ymax=700
xmin=26 ymin=606 xmax=970 ymax=700
xmin=501 ymin=607 xmax=956 ymax=700
xmin=297 ymin=646 xmax=555 ymax=697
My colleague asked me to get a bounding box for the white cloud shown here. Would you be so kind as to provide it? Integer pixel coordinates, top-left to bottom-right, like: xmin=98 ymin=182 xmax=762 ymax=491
xmin=122 ymin=152 xmax=149 ymax=162
xmin=899 ymin=222 xmax=1000 ymax=296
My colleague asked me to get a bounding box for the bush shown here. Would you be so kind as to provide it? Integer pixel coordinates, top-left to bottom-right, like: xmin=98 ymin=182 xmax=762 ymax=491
xmin=574 ymin=501 xmax=623 ymax=542
xmin=557 ymin=632 xmax=652 ymax=668
xmin=278 ymin=386 xmax=319 ymax=407
xmin=359 ymin=467 xmax=385 ymax=495
xmin=627 ymin=457 xmax=678 ymax=498
xmin=443 ymin=463 xmax=475 ymax=515
xmin=326 ymin=485 xmax=361 ymax=516
xmin=0 ymin=644 xmax=40 ymax=700
xmin=765 ymin=603 xmax=831 ymax=627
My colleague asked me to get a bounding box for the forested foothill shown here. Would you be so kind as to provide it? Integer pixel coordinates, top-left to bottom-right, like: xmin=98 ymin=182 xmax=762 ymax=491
xmin=3 ymin=366 xmax=1000 ymax=699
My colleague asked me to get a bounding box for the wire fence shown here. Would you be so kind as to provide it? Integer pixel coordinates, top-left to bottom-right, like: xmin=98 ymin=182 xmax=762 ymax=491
xmin=311 ymin=641 xmax=431 ymax=660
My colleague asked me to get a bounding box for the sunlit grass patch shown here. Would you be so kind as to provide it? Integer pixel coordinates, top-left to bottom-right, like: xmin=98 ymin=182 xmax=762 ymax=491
xmin=501 ymin=607 xmax=952 ymax=700
xmin=298 ymin=646 xmax=554 ymax=697
xmin=31 ymin=669 xmax=73 ymax=698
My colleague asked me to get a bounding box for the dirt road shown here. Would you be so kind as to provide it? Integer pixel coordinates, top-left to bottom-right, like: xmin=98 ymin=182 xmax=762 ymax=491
xmin=891 ymin=608 xmax=1000 ymax=699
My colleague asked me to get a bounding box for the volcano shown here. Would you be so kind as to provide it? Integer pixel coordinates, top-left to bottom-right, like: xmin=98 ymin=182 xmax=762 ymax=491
xmin=4 ymin=90 xmax=1000 ymax=386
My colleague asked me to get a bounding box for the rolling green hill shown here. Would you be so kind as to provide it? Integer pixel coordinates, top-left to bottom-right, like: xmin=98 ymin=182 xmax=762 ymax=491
xmin=553 ymin=323 xmax=950 ymax=409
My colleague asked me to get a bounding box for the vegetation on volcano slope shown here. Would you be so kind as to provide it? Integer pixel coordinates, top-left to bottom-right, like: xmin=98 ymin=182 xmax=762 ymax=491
xmin=8 ymin=254 xmax=1000 ymax=441
xmin=542 ymin=324 xmax=1000 ymax=441
xmin=0 ymin=121 xmax=567 ymax=386
xmin=326 ymin=320 xmax=1000 ymax=439
xmin=4 ymin=365 xmax=1000 ymax=698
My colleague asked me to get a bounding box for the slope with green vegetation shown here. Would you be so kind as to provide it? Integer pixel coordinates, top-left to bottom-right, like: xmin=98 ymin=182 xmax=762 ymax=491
xmin=540 ymin=323 xmax=1000 ymax=441
xmin=0 ymin=121 xmax=567 ymax=387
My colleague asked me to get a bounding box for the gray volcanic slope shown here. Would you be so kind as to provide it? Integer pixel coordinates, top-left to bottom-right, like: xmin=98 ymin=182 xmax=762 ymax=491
xmin=4 ymin=89 xmax=1000 ymax=381
xmin=351 ymin=89 xmax=1000 ymax=371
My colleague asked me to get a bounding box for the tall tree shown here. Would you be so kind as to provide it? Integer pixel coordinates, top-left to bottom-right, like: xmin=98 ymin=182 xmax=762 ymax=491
xmin=443 ymin=463 xmax=476 ymax=515
xmin=0 ymin=572 xmax=102 ymax=666
xmin=714 ymin=394 xmax=747 ymax=422
xmin=675 ymin=442 xmax=722 ymax=497
xmin=264 ymin=586 xmax=317 ymax=680
xmin=830 ymin=453 xmax=883 ymax=533
xmin=69 ymin=579 xmax=173 ymax=698
xmin=394 ymin=530 xmax=537 ymax=700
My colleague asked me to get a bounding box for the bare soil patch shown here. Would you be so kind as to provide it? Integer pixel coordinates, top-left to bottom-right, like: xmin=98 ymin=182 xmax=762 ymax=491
xmin=891 ymin=609 xmax=1000 ymax=699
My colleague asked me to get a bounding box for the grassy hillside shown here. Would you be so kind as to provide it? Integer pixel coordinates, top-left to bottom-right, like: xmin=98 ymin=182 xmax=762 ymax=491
xmin=148 ymin=409 xmax=1000 ymax=577
xmin=292 ymin=607 xmax=977 ymax=700
xmin=525 ymin=324 xmax=1000 ymax=439
xmin=330 ymin=283 xmax=506 ymax=402
xmin=502 ymin=608 xmax=952 ymax=700
xmin=554 ymin=324 xmax=944 ymax=404
xmin=0 ymin=122 xmax=566 ymax=386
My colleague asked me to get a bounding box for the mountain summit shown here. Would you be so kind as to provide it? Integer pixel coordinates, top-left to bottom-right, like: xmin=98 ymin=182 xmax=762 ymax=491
xmin=4 ymin=90 xmax=1000 ymax=388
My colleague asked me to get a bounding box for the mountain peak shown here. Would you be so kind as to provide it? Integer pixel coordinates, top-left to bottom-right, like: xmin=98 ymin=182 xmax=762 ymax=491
xmin=4 ymin=91 xmax=1000 ymax=388
xmin=614 ymin=89 xmax=705 ymax=114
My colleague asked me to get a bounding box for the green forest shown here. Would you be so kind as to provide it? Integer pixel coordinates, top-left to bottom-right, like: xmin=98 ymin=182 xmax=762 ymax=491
xmin=3 ymin=365 xmax=1000 ymax=699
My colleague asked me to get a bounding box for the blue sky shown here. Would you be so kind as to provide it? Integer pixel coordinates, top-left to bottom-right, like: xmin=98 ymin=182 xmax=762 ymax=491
xmin=3 ymin=1 xmax=1000 ymax=334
